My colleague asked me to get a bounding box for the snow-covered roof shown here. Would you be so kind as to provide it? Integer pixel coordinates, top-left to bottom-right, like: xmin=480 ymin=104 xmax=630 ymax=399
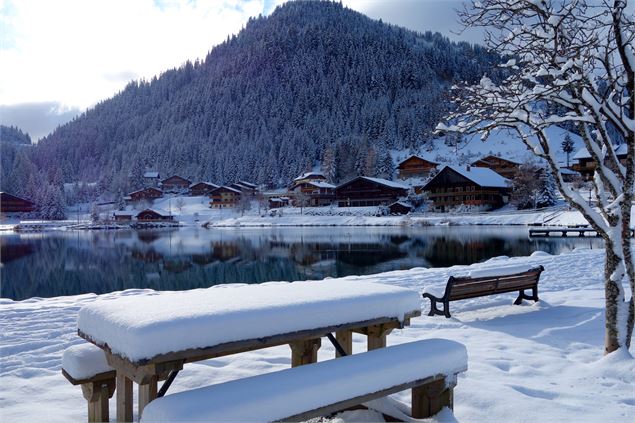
xmin=189 ymin=181 xmax=219 ymax=188
xmin=445 ymin=165 xmax=510 ymax=188
xmin=359 ymin=176 xmax=409 ymax=190
xmin=389 ymin=201 xmax=413 ymax=208
xmin=573 ymin=144 xmax=627 ymax=160
xmin=113 ymin=210 xmax=135 ymax=216
xmin=214 ymin=186 xmax=242 ymax=194
xmin=128 ymin=187 xmax=162 ymax=196
xmin=559 ymin=167 xmax=580 ymax=176
xmin=237 ymin=180 xmax=257 ymax=188
xmin=397 ymin=155 xmax=438 ymax=166
xmin=307 ymin=181 xmax=336 ymax=189
xmin=138 ymin=208 xmax=171 ymax=217
xmin=143 ymin=171 xmax=159 ymax=178
xmin=294 ymin=171 xmax=325 ymax=181
xmin=472 ymin=154 xmax=522 ymax=165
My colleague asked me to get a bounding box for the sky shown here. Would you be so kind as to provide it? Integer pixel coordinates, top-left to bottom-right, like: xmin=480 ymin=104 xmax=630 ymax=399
xmin=0 ymin=0 xmax=473 ymax=141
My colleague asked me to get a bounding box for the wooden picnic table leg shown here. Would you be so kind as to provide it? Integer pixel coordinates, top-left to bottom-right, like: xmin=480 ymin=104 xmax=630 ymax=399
xmin=411 ymin=378 xmax=452 ymax=418
xmin=289 ymin=338 xmax=321 ymax=367
xmin=335 ymin=329 xmax=353 ymax=357
xmin=138 ymin=375 xmax=158 ymax=420
xmin=82 ymin=379 xmax=115 ymax=422
xmin=116 ymin=372 xmax=133 ymax=423
xmin=366 ymin=324 xmax=393 ymax=350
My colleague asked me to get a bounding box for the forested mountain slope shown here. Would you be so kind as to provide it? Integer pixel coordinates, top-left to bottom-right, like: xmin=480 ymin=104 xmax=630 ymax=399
xmin=27 ymin=1 xmax=502 ymax=194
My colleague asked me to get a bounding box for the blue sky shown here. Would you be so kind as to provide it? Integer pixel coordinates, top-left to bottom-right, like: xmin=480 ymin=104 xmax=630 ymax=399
xmin=0 ymin=0 xmax=474 ymax=140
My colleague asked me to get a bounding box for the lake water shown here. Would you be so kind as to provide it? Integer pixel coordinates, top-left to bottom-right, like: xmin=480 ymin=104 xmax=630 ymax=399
xmin=0 ymin=226 xmax=603 ymax=300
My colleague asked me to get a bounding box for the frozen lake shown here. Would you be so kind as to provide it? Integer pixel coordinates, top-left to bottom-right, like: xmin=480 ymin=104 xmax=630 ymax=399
xmin=1 ymin=226 xmax=602 ymax=300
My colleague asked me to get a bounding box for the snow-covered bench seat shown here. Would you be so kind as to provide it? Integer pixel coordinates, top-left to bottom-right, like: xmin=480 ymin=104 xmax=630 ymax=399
xmin=62 ymin=343 xmax=116 ymax=422
xmin=140 ymin=339 xmax=468 ymax=422
xmin=422 ymin=265 xmax=544 ymax=318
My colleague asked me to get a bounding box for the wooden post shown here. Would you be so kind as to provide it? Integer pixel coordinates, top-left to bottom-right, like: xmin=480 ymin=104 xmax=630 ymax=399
xmin=289 ymin=338 xmax=321 ymax=367
xmin=366 ymin=324 xmax=392 ymax=350
xmin=335 ymin=329 xmax=353 ymax=357
xmin=116 ymin=372 xmax=133 ymax=423
xmin=138 ymin=375 xmax=158 ymax=419
xmin=82 ymin=379 xmax=115 ymax=423
xmin=411 ymin=378 xmax=452 ymax=418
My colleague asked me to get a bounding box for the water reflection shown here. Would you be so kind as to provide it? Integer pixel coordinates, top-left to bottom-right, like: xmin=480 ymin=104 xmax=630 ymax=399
xmin=1 ymin=226 xmax=602 ymax=300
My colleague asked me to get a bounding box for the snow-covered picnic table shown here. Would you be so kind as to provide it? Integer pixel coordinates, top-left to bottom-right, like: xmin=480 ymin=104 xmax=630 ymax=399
xmin=76 ymin=280 xmax=422 ymax=421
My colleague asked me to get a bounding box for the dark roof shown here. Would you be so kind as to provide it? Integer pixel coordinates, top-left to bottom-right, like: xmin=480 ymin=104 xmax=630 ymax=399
xmin=397 ymin=155 xmax=439 ymax=167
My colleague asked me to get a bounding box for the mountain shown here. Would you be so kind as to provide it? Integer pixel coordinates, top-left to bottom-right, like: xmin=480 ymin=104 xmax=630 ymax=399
xmin=0 ymin=125 xmax=31 ymax=145
xmin=25 ymin=1 xmax=502 ymax=195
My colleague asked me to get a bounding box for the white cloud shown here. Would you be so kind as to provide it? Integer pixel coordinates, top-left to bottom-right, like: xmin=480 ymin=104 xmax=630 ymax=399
xmin=0 ymin=0 xmax=266 ymax=110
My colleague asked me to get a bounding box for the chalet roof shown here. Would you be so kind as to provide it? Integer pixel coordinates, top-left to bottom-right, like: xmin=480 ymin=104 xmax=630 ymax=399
xmin=143 ymin=171 xmax=159 ymax=178
xmin=307 ymin=181 xmax=336 ymax=189
xmin=0 ymin=191 xmax=35 ymax=205
xmin=559 ymin=167 xmax=581 ymax=176
xmin=137 ymin=208 xmax=171 ymax=217
xmin=128 ymin=187 xmax=163 ymax=196
xmin=113 ymin=210 xmax=135 ymax=216
xmin=359 ymin=176 xmax=409 ymax=190
xmin=293 ymin=171 xmax=326 ymax=181
xmin=389 ymin=201 xmax=413 ymax=208
xmin=425 ymin=165 xmax=510 ymax=189
xmin=573 ymin=144 xmax=627 ymax=160
xmin=237 ymin=180 xmax=257 ymax=188
xmin=161 ymin=175 xmax=191 ymax=183
xmin=471 ymin=155 xmax=522 ymax=166
xmin=397 ymin=155 xmax=439 ymax=167
xmin=189 ymin=181 xmax=219 ymax=189
xmin=211 ymin=186 xmax=242 ymax=194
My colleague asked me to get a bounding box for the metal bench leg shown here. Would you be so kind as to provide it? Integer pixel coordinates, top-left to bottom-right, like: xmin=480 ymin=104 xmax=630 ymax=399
xmin=515 ymin=286 xmax=539 ymax=305
xmin=423 ymin=295 xmax=451 ymax=317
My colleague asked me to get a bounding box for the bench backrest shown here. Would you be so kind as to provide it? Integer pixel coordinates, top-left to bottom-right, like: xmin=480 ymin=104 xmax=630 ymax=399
xmin=446 ymin=266 xmax=544 ymax=301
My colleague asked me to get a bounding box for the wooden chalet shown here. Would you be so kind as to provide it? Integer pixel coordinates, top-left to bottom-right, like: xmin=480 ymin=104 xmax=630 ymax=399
xmin=470 ymin=155 xmax=521 ymax=179
xmin=190 ymin=182 xmax=219 ymax=196
xmin=128 ymin=187 xmax=163 ymax=202
xmin=229 ymin=181 xmax=258 ymax=196
xmin=397 ymin=156 xmax=438 ymax=179
xmin=0 ymin=192 xmax=36 ymax=213
xmin=136 ymin=208 xmax=174 ymax=222
xmin=143 ymin=171 xmax=160 ymax=187
xmin=335 ymin=177 xmax=409 ymax=207
xmin=290 ymin=181 xmax=336 ymax=207
xmin=423 ymin=165 xmax=511 ymax=212
xmin=292 ymin=171 xmax=327 ymax=186
xmin=209 ymin=186 xmax=242 ymax=208
xmin=268 ymin=197 xmax=290 ymax=208
xmin=161 ymin=175 xmax=191 ymax=192
xmin=571 ymin=145 xmax=627 ymax=180
xmin=388 ymin=201 xmax=413 ymax=215
xmin=113 ymin=210 xmax=135 ymax=221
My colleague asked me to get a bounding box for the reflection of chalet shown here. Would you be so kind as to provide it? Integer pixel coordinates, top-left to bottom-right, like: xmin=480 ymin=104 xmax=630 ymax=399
xmin=128 ymin=187 xmax=163 ymax=202
xmin=190 ymin=182 xmax=219 ymax=196
xmin=0 ymin=192 xmax=36 ymax=213
xmin=397 ymin=156 xmax=438 ymax=179
xmin=209 ymin=186 xmax=242 ymax=208
xmin=335 ymin=177 xmax=409 ymax=207
xmin=290 ymin=181 xmax=336 ymax=207
xmin=161 ymin=175 xmax=191 ymax=192
xmin=571 ymin=145 xmax=627 ymax=180
xmin=470 ymin=155 xmax=521 ymax=179
xmin=423 ymin=165 xmax=510 ymax=212
xmin=136 ymin=208 xmax=174 ymax=221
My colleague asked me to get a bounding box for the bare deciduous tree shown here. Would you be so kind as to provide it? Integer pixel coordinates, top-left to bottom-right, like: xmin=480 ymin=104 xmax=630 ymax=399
xmin=438 ymin=0 xmax=634 ymax=353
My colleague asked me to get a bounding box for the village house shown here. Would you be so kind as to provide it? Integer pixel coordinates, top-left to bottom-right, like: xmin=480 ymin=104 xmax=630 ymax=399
xmin=268 ymin=197 xmax=290 ymax=208
xmin=112 ymin=210 xmax=135 ymax=222
xmin=292 ymin=171 xmax=328 ymax=186
xmin=127 ymin=187 xmax=163 ymax=202
xmin=388 ymin=201 xmax=413 ymax=215
xmin=143 ymin=171 xmax=160 ymax=187
xmin=160 ymin=175 xmax=191 ymax=193
xmin=209 ymin=186 xmax=242 ymax=208
xmin=229 ymin=181 xmax=258 ymax=197
xmin=396 ymin=155 xmax=439 ymax=180
xmin=335 ymin=176 xmax=409 ymax=207
xmin=0 ymin=192 xmax=36 ymax=214
xmin=571 ymin=144 xmax=627 ymax=180
xmin=470 ymin=155 xmax=521 ymax=179
xmin=136 ymin=208 xmax=174 ymax=222
xmin=422 ymin=165 xmax=511 ymax=212
xmin=290 ymin=180 xmax=336 ymax=207
xmin=190 ymin=181 xmax=219 ymax=196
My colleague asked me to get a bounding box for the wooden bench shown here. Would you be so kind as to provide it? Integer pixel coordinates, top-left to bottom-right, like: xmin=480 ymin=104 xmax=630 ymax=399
xmin=140 ymin=339 xmax=468 ymax=422
xmin=62 ymin=343 xmax=116 ymax=422
xmin=422 ymin=265 xmax=544 ymax=318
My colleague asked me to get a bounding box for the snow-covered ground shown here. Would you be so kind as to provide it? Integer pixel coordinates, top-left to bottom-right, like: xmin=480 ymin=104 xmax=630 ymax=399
xmin=1 ymin=248 xmax=633 ymax=422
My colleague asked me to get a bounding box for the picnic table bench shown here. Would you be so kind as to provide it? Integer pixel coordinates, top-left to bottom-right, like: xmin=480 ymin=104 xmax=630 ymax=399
xmin=423 ymin=265 xmax=544 ymax=318
xmin=74 ymin=280 xmax=424 ymax=422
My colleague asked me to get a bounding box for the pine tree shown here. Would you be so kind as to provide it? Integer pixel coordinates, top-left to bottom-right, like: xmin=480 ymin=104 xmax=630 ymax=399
xmin=537 ymin=170 xmax=558 ymax=208
xmin=561 ymin=134 xmax=574 ymax=167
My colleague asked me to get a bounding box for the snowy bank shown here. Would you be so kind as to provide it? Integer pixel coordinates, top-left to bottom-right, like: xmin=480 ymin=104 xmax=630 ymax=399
xmin=1 ymin=248 xmax=634 ymax=422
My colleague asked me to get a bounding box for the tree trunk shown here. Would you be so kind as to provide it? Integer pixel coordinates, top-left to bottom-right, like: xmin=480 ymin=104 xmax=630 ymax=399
xmin=603 ymin=237 xmax=634 ymax=354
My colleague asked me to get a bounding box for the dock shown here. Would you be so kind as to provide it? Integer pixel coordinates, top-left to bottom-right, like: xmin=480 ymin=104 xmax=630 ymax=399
xmin=529 ymin=226 xmax=633 ymax=238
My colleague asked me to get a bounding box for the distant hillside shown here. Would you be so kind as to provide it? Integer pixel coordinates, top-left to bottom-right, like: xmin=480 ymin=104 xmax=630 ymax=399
xmin=26 ymin=1 xmax=502 ymax=195
xmin=0 ymin=125 xmax=31 ymax=145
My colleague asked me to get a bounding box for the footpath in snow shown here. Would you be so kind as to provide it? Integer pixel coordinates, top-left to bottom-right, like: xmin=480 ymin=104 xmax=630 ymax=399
xmin=1 ymin=248 xmax=634 ymax=422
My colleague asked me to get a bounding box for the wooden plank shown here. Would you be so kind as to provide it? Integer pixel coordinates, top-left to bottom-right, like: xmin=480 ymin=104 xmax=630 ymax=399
xmin=138 ymin=375 xmax=157 ymax=419
xmin=116 ymin=372 xmax=133 ymax=423
xmin=79 ymin=312 xmax=420 ymax=368
xmin=335 ymin=330 xmax=353 ymax=357
xmin=62 ymin=368 xmax=116 ymax=386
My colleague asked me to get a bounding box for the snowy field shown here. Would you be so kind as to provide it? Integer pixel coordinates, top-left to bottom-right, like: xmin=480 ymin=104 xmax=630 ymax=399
xmin=1 ymin=247 xmax=634 ymax=422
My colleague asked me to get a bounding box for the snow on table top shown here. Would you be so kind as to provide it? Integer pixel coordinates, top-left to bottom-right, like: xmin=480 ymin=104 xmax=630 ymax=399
xmin=62 ymin=343 xmax=113 ymax=381
xmin=78 ymin=280 xmax=421 ymax=362
xmin=140 ymin=338 xmax=467 ymax=423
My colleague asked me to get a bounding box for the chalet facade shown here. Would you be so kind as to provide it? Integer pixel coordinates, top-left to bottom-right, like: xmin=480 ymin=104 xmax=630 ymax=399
xmin=113 ymin=211 xmax=134 ymax=221
xmin=0 ymin=192 xmax=36 ymax=213
xmin=209 ymin=186 xmax=242 ymax=208
xmin=143 ymin=171 xmax=160 ymax=187
xmin=229 ymin=181 xmax=258 ymax=196
xmin=571 ymin=145 xmax=627 ymax=180
xmin=161 ymin=175 xmax=191 ymax=192
xmin=397 ymin=156 xmax=438 ymax=179
xmin=470 ymin=155 xmax=521 ymax=179
xmin=290 ymin=181 xmax=336 ymax=207
xmin=388 ymin=201 xmax=413 ymax=215
xmin=190 ymin=182 xmax=219 ymax=196
xmin=136 ymin=208 xmax=174 ymax=221
xmin=128 ymin=187 xmax=163 ymax=202
xmin=268 ymin=197 xmax=290 ymax=208
xmin=335 ymin=177 xmax=409 ymax=207
xmin=423 ymin=165 xmax=511 ymax=212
